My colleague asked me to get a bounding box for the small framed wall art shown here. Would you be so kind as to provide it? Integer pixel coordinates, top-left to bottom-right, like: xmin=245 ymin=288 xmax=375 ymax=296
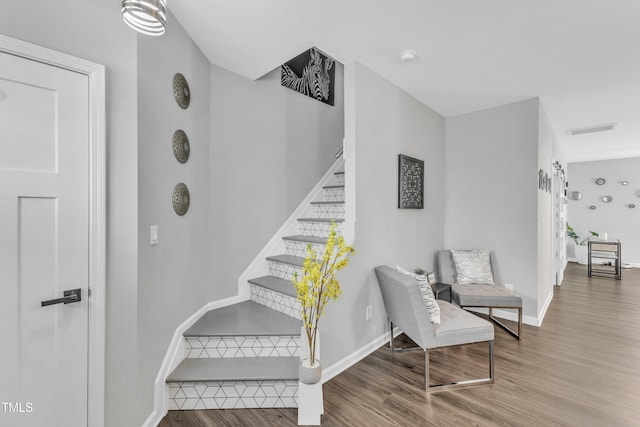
xmin=427 ymin=271 xmax=437 ymax=285
xmin=398 ymin=154 xmax=424 ymax=209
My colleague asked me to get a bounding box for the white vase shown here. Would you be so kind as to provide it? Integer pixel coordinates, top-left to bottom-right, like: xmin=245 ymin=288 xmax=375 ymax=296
xmin=299 ymin=358 xmax=321 ymax=384
xmin=575 ymin=245 xmax=588 ymax=265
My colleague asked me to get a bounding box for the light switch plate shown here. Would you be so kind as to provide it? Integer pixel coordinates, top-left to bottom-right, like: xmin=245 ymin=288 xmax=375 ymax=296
xmin=150 ymin=225 xmax=158 ymax=245
xmin=365 ymin=305 xmax=373 ymax=321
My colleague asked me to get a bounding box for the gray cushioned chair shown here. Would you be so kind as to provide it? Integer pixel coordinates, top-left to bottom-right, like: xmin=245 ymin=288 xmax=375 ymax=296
xmin=374 ymin=266 xmax=494 ymax=391
xmin=436 ymin=250 xmax=523 ymax=339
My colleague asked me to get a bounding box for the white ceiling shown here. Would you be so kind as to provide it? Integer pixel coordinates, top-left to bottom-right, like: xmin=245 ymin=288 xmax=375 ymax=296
xmin=169 ymin=0 xmax=640 ymax=163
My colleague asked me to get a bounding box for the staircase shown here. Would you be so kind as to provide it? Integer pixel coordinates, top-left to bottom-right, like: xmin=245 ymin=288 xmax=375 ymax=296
xmin=166 ymin=164 xmax=345 ymax=413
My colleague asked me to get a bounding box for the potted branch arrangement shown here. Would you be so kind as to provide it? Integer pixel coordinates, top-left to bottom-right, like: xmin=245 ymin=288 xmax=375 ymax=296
xmin=567 ymin=224 xmax=599 ymax=264
xmin=293 ymin=222 xmax=354 ymax=384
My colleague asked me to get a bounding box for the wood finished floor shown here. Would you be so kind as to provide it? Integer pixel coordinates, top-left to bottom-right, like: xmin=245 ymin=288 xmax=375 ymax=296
xmin=159 ymin=262 xmax=640 ymax=426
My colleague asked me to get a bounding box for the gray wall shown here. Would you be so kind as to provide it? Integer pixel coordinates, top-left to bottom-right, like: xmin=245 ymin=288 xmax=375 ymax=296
xmin=321 ymin=62 xmax=445 ymax=366
xmin=0 ymin=2 xmax=139 ymax=426
xmin=136 ymin=14 xmax=213 ymax=424
xmin=444 ymin=99 xmax=541 ymax=320
xmin=208 ymin=63 xmax=344 ymax=294
xmin=567 ymin=157 xmax=640 ymax=265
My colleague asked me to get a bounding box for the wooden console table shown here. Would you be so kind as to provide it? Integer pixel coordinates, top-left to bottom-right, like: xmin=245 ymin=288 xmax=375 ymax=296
xmin=588 ymin=240 xmax=621 ymax=279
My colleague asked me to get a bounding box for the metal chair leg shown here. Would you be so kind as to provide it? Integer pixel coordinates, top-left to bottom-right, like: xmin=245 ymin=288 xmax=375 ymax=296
xmin=488 ymin=307 xmax=522 ymax=340
xmin=424 ymin=340 xmax=495 ymax=392
xmin=388 ymin=321 xmax=495 ymax=392
xmin=424 ymin=349 xmax=429 ymax=390
xmin=389 ymin=321 xmax=421 ymax=353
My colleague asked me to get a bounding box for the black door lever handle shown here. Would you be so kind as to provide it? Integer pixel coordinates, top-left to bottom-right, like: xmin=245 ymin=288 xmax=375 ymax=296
xmin=41 ymin=288 xmax=82 ymax=307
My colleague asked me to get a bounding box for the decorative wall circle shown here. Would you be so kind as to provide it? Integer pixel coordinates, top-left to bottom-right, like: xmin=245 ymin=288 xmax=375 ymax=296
xmin=602 ymin=195 xmax=613 ymax=203
xmin=172 ymin=129 xmax=190 ymax=163
xmin=629 ymin=204 xmax=636 ymax=209
xmin=172 ymin=73 xmax=191 ymax=109
xmin=595 ymin=178 xmax=606 ymax=185
xmin=172 ymin=183 xmax=190 ymax=216
xmin=568 ymin=191 xmax=582 ymax=200
xmin=590 ymin=205 xmax=596 ymax=210
xmin=621 ymin=180 xmax=629 ymax=185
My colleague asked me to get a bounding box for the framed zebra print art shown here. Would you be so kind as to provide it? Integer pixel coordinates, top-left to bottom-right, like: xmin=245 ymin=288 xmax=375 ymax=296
xmin=281 ymin=47 xmax=335 ymax=106
xmin=398 ymin=154 xmax=425 ymax=209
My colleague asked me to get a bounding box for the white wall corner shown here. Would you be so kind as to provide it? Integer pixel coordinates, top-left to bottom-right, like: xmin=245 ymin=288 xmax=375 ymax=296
xmin=343 ymin=62 xmax=357 ymax=244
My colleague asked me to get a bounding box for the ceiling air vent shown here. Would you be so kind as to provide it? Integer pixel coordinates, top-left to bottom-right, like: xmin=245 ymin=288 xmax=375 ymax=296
xmin=567 ymin=123 xmax=617 ymax=136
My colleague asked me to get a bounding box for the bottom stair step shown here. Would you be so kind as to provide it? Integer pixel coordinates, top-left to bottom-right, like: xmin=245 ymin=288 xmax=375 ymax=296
xmin=167 ymin=357 xmax=299 ymax=382
xmin=168 ymin=379 xmax=299 ymax=410
xmin=167 ymin=357 xmax=300 ymax=410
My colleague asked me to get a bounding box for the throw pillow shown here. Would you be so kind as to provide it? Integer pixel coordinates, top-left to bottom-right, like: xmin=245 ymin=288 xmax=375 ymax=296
xmin=450 ymin=249 xmax=495 ymax=285
xmin=395 ymin=265 xmax=441 ymax=324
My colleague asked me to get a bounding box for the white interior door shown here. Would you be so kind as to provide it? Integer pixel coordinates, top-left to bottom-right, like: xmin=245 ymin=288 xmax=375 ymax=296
xmin=0 ymin=51 xmax=89 ymax=426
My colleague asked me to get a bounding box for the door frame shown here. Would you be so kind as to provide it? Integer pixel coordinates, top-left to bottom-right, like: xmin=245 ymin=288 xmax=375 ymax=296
xmin=0 ymin=34 xmax=106 ymax=427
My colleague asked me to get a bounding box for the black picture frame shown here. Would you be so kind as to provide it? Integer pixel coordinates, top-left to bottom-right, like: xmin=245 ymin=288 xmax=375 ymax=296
xmin=398 ymin=154 xmax=424 ymax=209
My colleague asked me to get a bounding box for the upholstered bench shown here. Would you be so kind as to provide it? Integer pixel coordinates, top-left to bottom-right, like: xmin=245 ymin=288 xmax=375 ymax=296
xmin=375 ymin=266 xmax=494 ymax=391
xmin=436 ymin=250 xmax=523 ymax=339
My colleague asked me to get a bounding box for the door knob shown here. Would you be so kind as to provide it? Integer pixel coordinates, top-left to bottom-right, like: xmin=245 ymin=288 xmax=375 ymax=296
xmin=41 ymin=288 xmax=82 ymax=307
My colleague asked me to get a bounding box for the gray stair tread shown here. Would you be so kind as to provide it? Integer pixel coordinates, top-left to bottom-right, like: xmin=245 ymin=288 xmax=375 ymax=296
xmin=167 ymin=357 xmax=299 ymax=382
xmin=248 ymin=275 xmax=297 ymax=297
xmin=310 ymin=200 xmax=345 ymax=205
xmin=282 ymin=235 xmax=328 ymax=245
xmin=184 ymin=301 xmax=301 ymax=337
xmin=323 ymin=184 xmax=344 ymax=189
xmin=334 ymin=171 xmax=344 ymax=175
xmin=297 ymin=217 xmax=345 ymax=223
xmin=266 ymin=254 xmax=306 ymax=267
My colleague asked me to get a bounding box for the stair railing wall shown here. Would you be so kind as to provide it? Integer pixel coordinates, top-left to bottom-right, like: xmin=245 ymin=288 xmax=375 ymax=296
xmin=236 ymin=157 xmax=346 ymax=300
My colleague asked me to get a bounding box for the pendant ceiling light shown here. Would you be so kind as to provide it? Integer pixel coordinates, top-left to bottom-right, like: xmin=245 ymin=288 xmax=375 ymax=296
xmin=122 ymin=0 xmax=167 ymax=36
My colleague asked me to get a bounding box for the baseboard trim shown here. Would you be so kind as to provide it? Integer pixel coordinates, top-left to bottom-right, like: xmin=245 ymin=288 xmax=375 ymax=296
xmin=142 ymin=295 xmax=245 ymax=427
xmin=321 ymin=327 xmax=398 ymax=384
xmin=537 ymin=290 xmax=554 ymax=326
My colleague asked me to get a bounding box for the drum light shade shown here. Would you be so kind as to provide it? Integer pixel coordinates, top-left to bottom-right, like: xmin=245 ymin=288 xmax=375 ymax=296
xmin=122 ymin=0 xmax=167 ymax=36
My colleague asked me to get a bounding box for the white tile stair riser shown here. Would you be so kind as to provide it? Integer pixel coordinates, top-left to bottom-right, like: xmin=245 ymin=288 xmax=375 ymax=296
xmin=298 ymin=220 xmax=343 ymax=238
xmin=285 ymin=240 xmax=326 ymax=258
xmin=323 ymin=187 xmax=344 ymax=202
xmin=269 ymin=260 xmax=303 ymax=280
xmin=250 ymin=284 xmax=302 ymax=320
xmin=184 ymin=335 xmax=301 ymax=359
xmin=312 ymin=203 xmax=345 ymax=219
xmin=334 ymin=174 xmax=345 ymax=185
xmin=168 ymin=380 xmax=298 ymax=410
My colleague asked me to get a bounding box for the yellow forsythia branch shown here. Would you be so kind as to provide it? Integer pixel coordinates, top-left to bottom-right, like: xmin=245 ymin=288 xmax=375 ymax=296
xmin=292 ymin=221 xmax=354 ymax=363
